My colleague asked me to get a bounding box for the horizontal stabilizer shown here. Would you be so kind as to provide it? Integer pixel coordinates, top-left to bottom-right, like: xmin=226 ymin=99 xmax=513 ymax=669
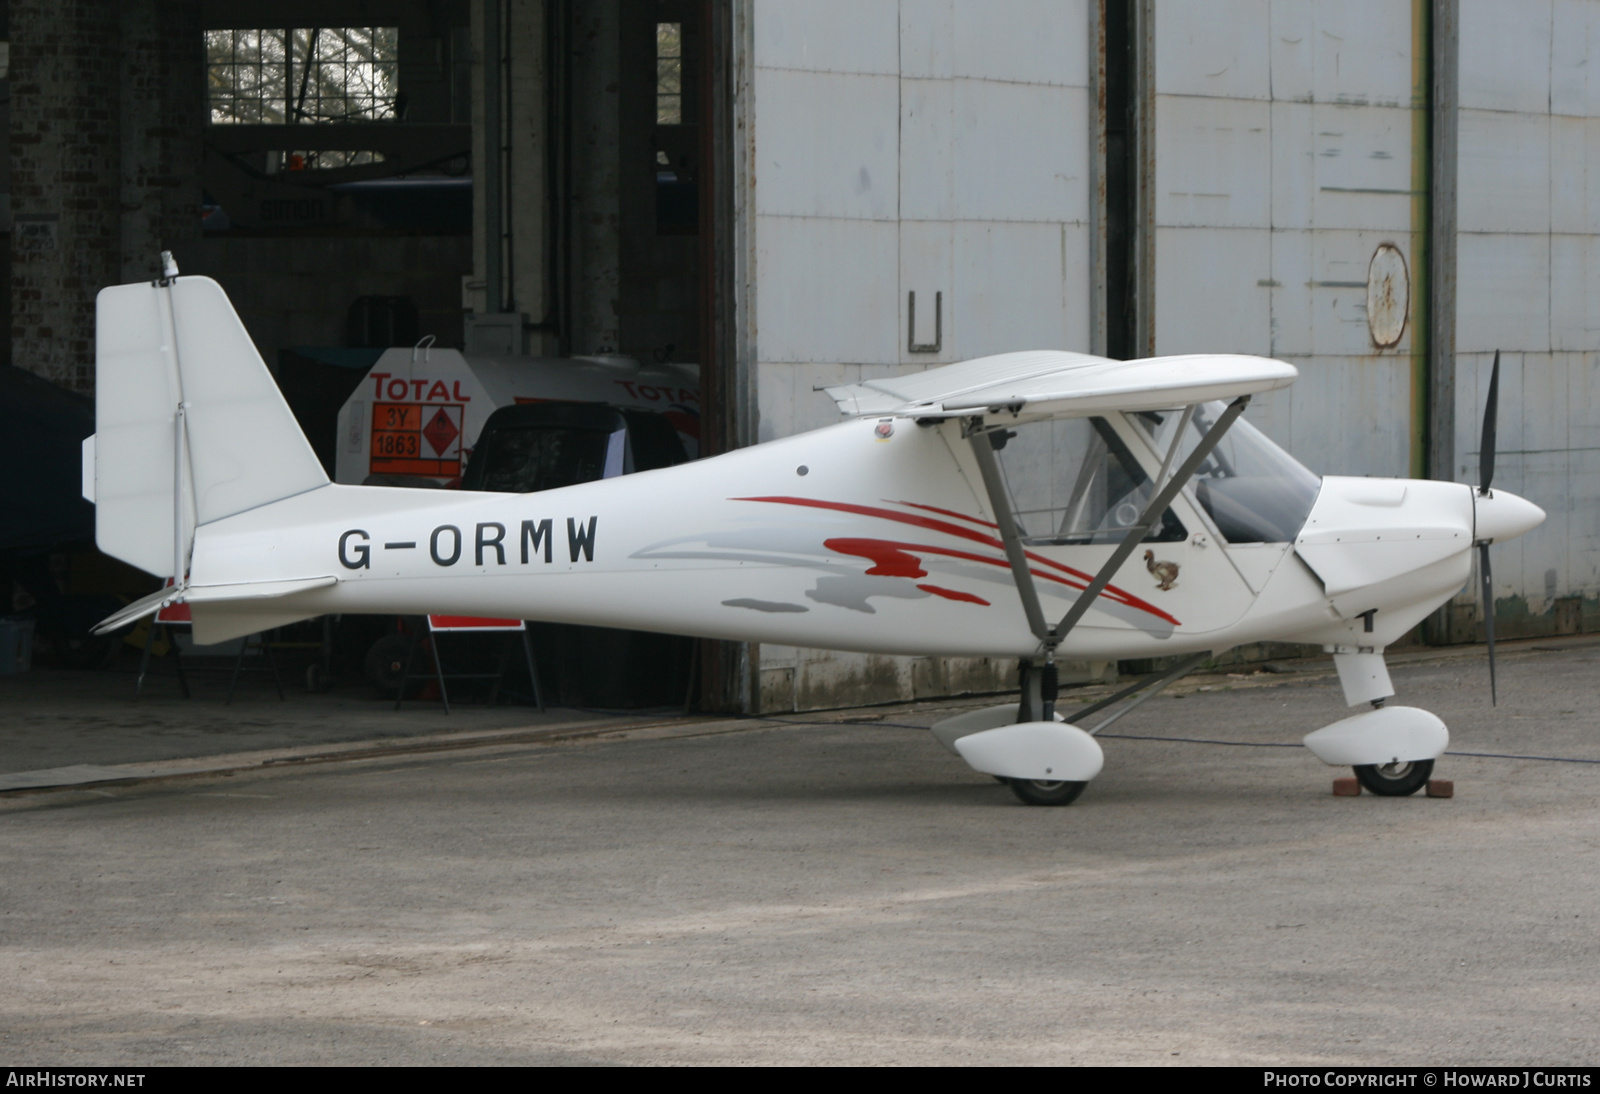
xmin=823 ymin=350 xmax=1297 ymax=421
xmin=190 ymin=605 xmax=320 ymax=646
xmin=183 ymin=575 xmax=337 ymax=603
xmin=91 ymin=575 xmax=336 ymax=635
xmin=90 ymin=586 xmax=181 ymax=635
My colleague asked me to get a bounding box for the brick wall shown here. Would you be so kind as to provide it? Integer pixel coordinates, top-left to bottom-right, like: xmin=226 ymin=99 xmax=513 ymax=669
xmin=9 ymin=0 xmax=201 ymax=394
xmin=119 ymin=0 xmax=202 ymax=285
xmin=10 ymin=0 xmax=120 ymax=392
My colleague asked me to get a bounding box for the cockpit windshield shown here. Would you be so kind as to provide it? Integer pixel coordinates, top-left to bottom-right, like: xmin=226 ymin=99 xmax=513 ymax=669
xmin=1132 ymin=403 xmax=1321 ymax=543
xmin=989 ymin=417 xmax=1187 ymax=546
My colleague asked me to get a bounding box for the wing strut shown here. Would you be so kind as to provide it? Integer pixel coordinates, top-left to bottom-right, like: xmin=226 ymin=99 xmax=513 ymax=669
xmin=965 ymin=395 xmax=1251 ymax=661
xmin=966 ymin=428 xmax=1052 ymax=645
xmin=1066 ymin=650 xmax=1212 ymax=734
xmin=1051 ymin=396 xmax=1249 ymax=643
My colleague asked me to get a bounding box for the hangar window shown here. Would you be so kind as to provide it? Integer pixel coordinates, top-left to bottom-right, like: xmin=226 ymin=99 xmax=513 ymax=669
xmin=656 ymin=23 xmax=683 ymax=125
xmin=206 ymin=28 xmax=401 ymax=125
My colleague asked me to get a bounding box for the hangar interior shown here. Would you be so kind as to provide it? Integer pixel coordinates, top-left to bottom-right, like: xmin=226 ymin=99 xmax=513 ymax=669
xmin=6 ymin=0 xmax=1600 ymax=715
xmin=4 ymin=0 xmax=737 ymax=707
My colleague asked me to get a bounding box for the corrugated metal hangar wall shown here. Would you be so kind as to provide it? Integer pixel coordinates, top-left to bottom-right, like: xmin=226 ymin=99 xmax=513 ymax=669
xmin=738 ymin=0 xmax=1600 ymax=711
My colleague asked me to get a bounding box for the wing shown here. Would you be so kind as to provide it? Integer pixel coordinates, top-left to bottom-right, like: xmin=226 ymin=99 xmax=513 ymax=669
xmin=822 ymin=350 xmax=1297 ymax=421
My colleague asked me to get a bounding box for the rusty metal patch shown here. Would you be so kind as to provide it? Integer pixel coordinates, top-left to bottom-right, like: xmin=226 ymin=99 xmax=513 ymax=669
xmin=1366 ymin=243 xmax=1410 ymax=349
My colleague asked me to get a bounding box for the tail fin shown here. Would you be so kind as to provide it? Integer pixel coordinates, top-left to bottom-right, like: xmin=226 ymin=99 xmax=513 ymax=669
xmin=93 ymin=275 xmax=327 ymax=578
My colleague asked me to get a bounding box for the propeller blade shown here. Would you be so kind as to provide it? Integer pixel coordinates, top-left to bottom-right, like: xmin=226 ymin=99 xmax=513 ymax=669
xmin=1480 ymin=350 xmax=1500 ymax=495
xmin=1479 ymin=542 xmax=1497 ymax=706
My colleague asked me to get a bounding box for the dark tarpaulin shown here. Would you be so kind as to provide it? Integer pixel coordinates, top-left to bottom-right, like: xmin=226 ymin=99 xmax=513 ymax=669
xmin=1 ymin=365 xmax=95 ymax=553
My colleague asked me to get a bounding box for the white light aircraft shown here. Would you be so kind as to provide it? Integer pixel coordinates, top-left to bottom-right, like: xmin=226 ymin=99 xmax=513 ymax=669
xmin=85 ymin=266 xmax=1545 ymax=805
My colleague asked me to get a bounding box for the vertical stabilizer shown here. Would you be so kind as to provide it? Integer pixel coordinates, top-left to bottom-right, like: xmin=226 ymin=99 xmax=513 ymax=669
xmin=94 ymin=275 xmax=328 ymax=577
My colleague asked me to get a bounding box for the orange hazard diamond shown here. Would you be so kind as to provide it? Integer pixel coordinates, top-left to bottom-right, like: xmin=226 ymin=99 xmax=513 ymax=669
xmin=422 ymin=408 xmax=459 ymax=456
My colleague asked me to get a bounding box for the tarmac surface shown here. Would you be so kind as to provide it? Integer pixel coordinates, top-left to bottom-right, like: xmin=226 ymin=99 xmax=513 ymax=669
xmin=2 ymin=638 xmax=1598 ymax=1065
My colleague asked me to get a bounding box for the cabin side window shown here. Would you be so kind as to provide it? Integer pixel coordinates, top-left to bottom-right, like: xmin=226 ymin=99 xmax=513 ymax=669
xmin=988 ymin=417 xmax=1186 ymax=546
xmin=1131 ymin=403 xmax=1322 ymax=543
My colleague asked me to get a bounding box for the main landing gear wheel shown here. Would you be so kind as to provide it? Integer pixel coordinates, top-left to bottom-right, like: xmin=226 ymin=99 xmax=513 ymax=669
xmin=1352 ymin=759 xmax=1434 ymax=797
xmin=1008 ymin=778 xmax=1087 ymax=807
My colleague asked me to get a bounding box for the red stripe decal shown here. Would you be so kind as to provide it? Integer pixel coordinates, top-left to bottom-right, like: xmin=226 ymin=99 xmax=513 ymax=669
xmin=894 ymin=500 xmax=1000 ymax=530
xmin=825 ymin=538 xmax=927 ymax=578
xmin=735 ymin=495 xmax=1180 ymax=626
xmin=917 ymin=584 xmax=991 ymax=606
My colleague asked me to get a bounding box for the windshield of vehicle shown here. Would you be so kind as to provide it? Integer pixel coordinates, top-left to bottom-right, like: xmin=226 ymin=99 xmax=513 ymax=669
xmin=1132 ymin=402 xmax=1321 ymax=543
xmin=469 ymin=425 xmax=620 ymax=493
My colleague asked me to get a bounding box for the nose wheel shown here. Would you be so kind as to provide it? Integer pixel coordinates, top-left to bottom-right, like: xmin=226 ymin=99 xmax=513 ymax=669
xmin=1008 ymin=778 xmax=1088 ymax=806
xmin=1352 ymin=758 xmax=1434 ymax=797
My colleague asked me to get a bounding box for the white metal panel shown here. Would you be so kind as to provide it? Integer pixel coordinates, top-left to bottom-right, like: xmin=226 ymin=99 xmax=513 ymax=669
xmin=900 ymin=219 xmax=955 ymax=362
xmin=1590 ymin=117 xmax=1600 ymax=235
xmin=1568 ymin=449 xmax=1600 ymax=586
xmin=1452 ymin=351 xmax=1488 ymax=483
xmin=951 ymin=80 xmax=1087 ymax=223
xmin=1268 ymin=228 xmax=1314 ymax=356
xmin=1550 ymin=116 xmax=1590 ymax=235
xmin=1311 ymin=229 xmax=1415 ymax=358
xmin=1587 ymin=117 xmax=1600 ymax=235
xmin=1298 ymin=356 xmax=1413 ymax=478
xmin=1154 ymin=0 xmax=1271 ymax=100
xmin=1457 ymin=109 xmax=1551 ymax=235
xmin=754 ymin=215 xmax=900 ymax=366
xmin=1308 ymin=103 xmax=1416 ymax=233
xmin=1155 ymin=94 xmax=1272 ymax=229
xmin=1551 ymin=0 xmax=1598 ymax=117
xmin=753 ymin=68 xmax=899 ymax=220
xmin=1459 ymin=0 xmax=1554 ymax=113
xmin=1306 ymin=0 xmax=1414 ymax=106
xmin=950 ymin=0 xmax=1088 ymax=87
xmin=951 ymin=221 xmax=1087 ymax=357
xmin=751 ymin=0 xmax=899 ymax=74
xmin=900 ymin=78 xmax=954 ymax=221
xmin=1569 ymin=352 xmax=1600 ymax=453
xmin=1153 ymin=226 xmax=1272 ymax=356
xmin=1456 ymin=232 xmax=1551 ymax=353
xmin=1514 ymin=445 xmax=1568 ymax=611
xmin=899 ymin=0 xmax=954 ymax=79
xmin=1522 ymin=351 xmax=1571 ymax=472
xmin=1550 ymin=235 xmax=1596 ymax=352
xmin=1266 ymin=0 xmax=1313 ymax=102
xmin=1268 ymin=101 xmax=1315 ymax=230
xmin=754 ymin=360 xmax=796 ymax=444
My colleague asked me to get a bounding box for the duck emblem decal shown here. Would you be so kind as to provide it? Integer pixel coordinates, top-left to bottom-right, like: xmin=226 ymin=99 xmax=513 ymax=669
xmin=1144 ymin=549 xmax=1180 ymax=591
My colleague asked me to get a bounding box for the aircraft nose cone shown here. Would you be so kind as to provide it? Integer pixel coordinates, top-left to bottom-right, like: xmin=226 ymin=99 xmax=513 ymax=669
xmin=1475 ymin=488 xmax=1545 ymax=544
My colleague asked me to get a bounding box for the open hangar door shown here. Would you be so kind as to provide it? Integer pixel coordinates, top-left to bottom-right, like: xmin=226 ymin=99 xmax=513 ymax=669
xmin=198 ymin=1 xmax=739 ymax=709
xmin=471 ymin=0 xmax=740 ymax=710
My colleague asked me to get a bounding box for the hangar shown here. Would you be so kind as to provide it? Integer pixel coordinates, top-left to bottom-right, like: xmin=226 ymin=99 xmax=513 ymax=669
xmin=5 ymin=1 xmax=1598 ymax=714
